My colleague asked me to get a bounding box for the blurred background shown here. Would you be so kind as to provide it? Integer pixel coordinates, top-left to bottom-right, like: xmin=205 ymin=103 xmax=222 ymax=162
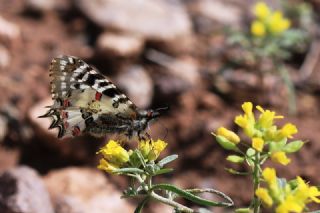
xmin=0 ymin=0 xmax=319 ymax=212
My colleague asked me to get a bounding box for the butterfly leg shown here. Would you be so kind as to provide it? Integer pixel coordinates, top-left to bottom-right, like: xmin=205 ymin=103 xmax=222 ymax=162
xmin=138 ymin=131 xmax=151 ymax=141
xmin=145 ymin=132 xmax=151 ymax=141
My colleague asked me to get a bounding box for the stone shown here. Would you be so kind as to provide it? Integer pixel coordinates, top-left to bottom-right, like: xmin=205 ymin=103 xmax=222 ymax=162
xmin=0 ymin=115 xmax=8 ymax=142
xmin=0 ymin=45 xmax=10 ymax=68
xmin=0 ymin=166 xmax=54 ymax=213
xmin=76 ymin=0 xmax=192 ymax=41
xmin=147 ymin=50 xmax=200 ymax=94
xmin=44 ymin=167 xmax=134 ymax=213
xmin=0 ymin=16 xmax=20 ymax=41
xmin=116 ymin=66 xmax=153 ymax=108
xmin=26 ymin=0 xmax=56 ymax=11
xmin=55 ymin=196 xmax=85 ymax=213
xmin=96 ymin=32 xmax=144 ymax=58
xmin=192 ymin=0 xmax=242 ymax=28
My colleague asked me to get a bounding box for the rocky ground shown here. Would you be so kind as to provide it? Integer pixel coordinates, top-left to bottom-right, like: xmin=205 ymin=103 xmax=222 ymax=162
xmin=0 ymin=0 xmax=319 ymax=212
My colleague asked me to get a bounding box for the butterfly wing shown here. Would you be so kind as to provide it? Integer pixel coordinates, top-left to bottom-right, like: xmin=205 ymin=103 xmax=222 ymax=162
xmin=40 ymin=55 xmax=137 ymax=138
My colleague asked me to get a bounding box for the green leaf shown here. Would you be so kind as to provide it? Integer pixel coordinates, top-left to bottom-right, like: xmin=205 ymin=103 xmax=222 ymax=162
xmin=246 ymin=148 xmax=256 ymax=157
xmin=235 ymin=208 xmax=251 ymax=213
xmin=121 ymin=186 xmax=138 ymax=198
xmin=151 ymin=184 xmax=233 ymax=207
xmin=134 ymin=197 xmax=149 ymax=213
xmin=226 ymin=155 xmax=245 ymax=164
xmin=245 ymin=148 xmax=255 ymax=166
xmin=216 ymin=135 xmax=239 ymax=151
xmin=130 ymin=150 xmax=147 ymax=168
xmin=225 ymin=168 xmax=249 ymax=176
xmin=287 ymin=179 xmax=298 ymax=190
xmin=129 ymin=150 xmax=144 ymax=168
xmin=113 ymin=168 xmax=144 ymax=174
xmin=269 ymin=138 xmax=287 ymax=152
xmin=152 ymin=168 xmax=174 ymax=176
xmin=157 ymin=155 xmax=178 ymax=167
xmin=283 ymin=140 xmax=304 ymax=153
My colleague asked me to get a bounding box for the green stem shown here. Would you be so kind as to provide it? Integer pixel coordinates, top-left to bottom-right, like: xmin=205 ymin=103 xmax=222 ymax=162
xmin=150 ymin=191 xmax=194 ymax=213
xmin=135 ymin=174 xmax=195 ymax=212
xmin=135 ymin=174 xmax=149 ymax=191
xmin=279 ymin=64 xmax=296 ymax=115
xmin=253 ymin=152 xmax=261 ymax=213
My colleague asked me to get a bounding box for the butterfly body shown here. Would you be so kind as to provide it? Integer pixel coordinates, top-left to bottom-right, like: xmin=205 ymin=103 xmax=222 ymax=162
xmin=40 ymin=55 xmax=166 ymax=138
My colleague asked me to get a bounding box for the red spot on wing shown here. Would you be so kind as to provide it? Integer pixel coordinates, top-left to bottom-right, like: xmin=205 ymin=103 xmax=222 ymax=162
xmin=72 ymin=126 xmax=81 ymax=136
xmin=61 ymin=111 xmax=69 ymax=119
xmin=63 ymin=99 xmax=70 ymax=107
xmin=63 ymin=121 xmax=69 ymax=129
xmin=95 ymin=92 xmax=102 ymax=101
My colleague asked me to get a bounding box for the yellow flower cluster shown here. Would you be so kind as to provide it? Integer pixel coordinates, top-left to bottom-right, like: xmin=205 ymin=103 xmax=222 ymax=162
xmin=256 ymin=168 xmax=320 ymax=213
xmin=251 ymin=2 xmax=291 ymax=37
xmin=216 ymin=102 xmax=301 ymax=166
xmin=97 ymin=139 xmax=167 ymax=173
xmin=97 ymin=140 xmax=130 ymax=173
xmin=139 ymin=139 xmax=167 ymax=161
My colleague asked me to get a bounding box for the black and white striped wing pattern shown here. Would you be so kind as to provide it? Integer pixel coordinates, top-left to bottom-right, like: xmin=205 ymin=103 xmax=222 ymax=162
xmin=40 ymin=55 xmax=138 ymax=138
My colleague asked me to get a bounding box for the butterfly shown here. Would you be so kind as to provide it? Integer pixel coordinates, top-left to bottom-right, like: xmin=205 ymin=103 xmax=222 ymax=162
xmin=39 ymin=55 xmax=168 ymax=139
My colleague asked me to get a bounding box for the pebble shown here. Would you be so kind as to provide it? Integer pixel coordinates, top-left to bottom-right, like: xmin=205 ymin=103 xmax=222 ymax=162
xmin=0 ymin=166 xmax=54 ymax=213
xmin=76 ymin=0 xmax=192 ymax=41
xmin=44 ymin=167 xmax=134 ymax=213
xmin=116 ymin=66 xmax=153 ymax=108
xmin=96 ymin=32 xmax=144 ymax=58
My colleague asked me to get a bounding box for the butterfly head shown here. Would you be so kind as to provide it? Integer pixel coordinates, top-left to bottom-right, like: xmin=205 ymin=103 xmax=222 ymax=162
xmin=133 ymin=106 xmax=169 ymax=137
xmin=138 ymin=106 xmax=169 ymax=121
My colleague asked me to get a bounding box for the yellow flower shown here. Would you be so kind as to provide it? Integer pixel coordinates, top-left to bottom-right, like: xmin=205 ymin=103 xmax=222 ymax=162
xmin=139 ymin=140 xmax=151 ymax=158
xmin=235 ymin=115 xmax=256 ymax=137
xmin=97 ymin=159 xmax=118 ymax=173
xmin=256 ymin=105 xmax=283 ymax=129
xmin=98 ymin=140 xmax=130 ymax=166
xmin=268 ymin=11 xmax=291 ymax=34
xmin=259 ymin=169 xmax=320 ymax=212
xmin=262 ymin=167 xmax=281 ymax=198
xmin=279 ymin=123 xmax=298 ymax=139
xmin=235 ymin=102 xmax=256 ymax=137
xmin=276 ymin=195 xmax=303 ymax=213
xmin=271 ymin=151 xmax=291 ymax=165
xmin=308 ymin=186 xmax=320 ymax=203
xmin=148 ymin=139 xmax=167 ymax=161
xmin=234 ymin=115 xmax=248 ymax=129
xmin=217 ymin=127 xmax=240 ymax=144
xmin=251 ymin=20 xmax=266 ymax=37
xmin=256 ymin=187 xmax=273 ymax=207
xmin=295 ymin=176 xmax=320 ymax=203
xmin=262 ymin=167 xmax=277 ymax=186
xmin=253 ymin=2 xmax=270 ymax=20
xmin=139 ymin=139 xmax=167 ymax=161
xmin=264 ymin=126 xmax=278 ymax=141
xmin=275 ymin=177 xmax=320 ymax=213
xmin=242 ymin=102 xmax=253 ymax=116
xmin=252 ymin=137 xmax=264 ymax=152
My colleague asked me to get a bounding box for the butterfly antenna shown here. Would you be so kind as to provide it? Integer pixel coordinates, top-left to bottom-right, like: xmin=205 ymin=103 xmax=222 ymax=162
xmin=159 ymin=119 xmax=169 ymax=140
xmin=155 ymin=106 xmax=169 ymax=113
